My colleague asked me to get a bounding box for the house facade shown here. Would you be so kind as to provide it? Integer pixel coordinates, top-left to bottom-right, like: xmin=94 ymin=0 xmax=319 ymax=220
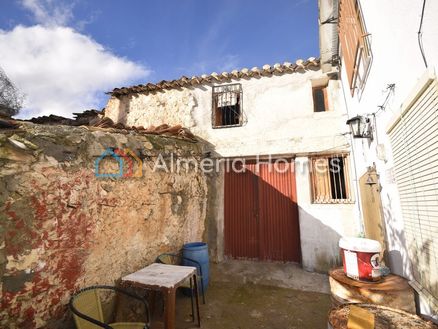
xmin=335 ymin=0 xmax=438 ymax=321
xmin=105 ymin=50 xmax=362 ymax=272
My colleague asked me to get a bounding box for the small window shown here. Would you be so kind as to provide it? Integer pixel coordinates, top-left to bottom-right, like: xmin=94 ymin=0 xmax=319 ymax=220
xmin=310 ymin=154 xmax=352 ymax=203
xmin=212 ymin=84 xmax=242 ymax=128
xmin=313 ymin=86 xmax=328 ymax=112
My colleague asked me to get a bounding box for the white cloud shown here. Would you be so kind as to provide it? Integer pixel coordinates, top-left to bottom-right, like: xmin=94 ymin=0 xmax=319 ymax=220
xmin=20 ymin=0 xmax=74 ymax=26
xmin=0 ymin=25 xmax=149 ymax=118
xmin=178 ymin=54 xmax=240 ymax=76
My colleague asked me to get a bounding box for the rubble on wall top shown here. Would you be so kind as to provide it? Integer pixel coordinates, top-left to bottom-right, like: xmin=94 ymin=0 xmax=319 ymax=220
xmin=111 ymin=57 xmax=320 ymax=96
xmin=88 ymin=120 xmax=197 ymax=141
xmin=0 ymin=110 xmax=197 ymax=141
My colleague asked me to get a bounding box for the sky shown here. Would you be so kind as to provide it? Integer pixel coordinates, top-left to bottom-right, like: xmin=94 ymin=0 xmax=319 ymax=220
xmin=0 ymin=0 xmax=319 ymax=119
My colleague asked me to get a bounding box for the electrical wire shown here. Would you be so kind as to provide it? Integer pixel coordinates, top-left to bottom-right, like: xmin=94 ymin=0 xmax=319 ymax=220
xmin=418 ymin=0 xmax=428 ymax=68
xmin=370 ymin=84 xmax=395 ymax=145
xmin=374 ymin=84 xmax=395 ymax=116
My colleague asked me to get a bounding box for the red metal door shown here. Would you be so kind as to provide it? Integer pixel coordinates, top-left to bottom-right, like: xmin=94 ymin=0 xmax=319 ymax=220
xmin=224 ymin=160 xmax=301 ymax=262
xmin=224 ymin=162 xmax=259 ymax=259
xmin=257 ymin=161 xmax=301 ymax=262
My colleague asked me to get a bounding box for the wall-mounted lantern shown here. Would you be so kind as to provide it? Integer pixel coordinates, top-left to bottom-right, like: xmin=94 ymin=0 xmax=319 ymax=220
xmin=346 ymin=115 xmax=373 ymax=140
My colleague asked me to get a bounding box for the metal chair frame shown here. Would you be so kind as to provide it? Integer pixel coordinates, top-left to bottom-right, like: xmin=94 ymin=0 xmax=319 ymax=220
xmin=155 ymin=253 xmax=206 ymax=304
xmin=69 ymin=285 xmax=150 ymax=329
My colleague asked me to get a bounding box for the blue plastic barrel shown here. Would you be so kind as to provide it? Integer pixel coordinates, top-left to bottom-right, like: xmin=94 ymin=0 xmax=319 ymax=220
xmin=182 ymin=242 xmax=209 ymax=291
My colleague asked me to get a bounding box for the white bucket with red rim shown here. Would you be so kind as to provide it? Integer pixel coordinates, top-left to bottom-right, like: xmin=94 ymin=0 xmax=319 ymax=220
xmin=339 ymin=237 xmax=382 ymax=282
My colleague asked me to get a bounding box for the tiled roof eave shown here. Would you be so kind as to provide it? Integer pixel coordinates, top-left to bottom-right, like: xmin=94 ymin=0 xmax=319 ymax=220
xmin=110 ymin=57 xmax=320 ymax=97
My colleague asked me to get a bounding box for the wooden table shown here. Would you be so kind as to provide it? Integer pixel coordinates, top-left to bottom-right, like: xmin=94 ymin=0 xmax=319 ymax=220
xmin=121 ymin=263 xmax=200 ymax=329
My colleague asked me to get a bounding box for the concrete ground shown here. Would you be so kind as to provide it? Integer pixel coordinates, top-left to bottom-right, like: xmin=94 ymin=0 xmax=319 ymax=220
xmin=152 ymin=260 xmax=332 ymax=329
xmin=209 ymin=260 xmax=330 ymax=294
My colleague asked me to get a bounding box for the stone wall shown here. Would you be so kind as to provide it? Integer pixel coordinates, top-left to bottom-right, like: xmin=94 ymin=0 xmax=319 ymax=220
xmin=0 ymin=123 xmax=208 ymax=328
xmin=106 ymin=88 xmax=197 ymax=129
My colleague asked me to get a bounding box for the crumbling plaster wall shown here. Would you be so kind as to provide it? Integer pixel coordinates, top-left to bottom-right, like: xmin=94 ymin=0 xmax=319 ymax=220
xmin=106 ymin=88 xmax=197 ymax=129
xmin=0 ymin=123 xmax=208 ymax=328
xmin=105 ymin=70 xmax=349 ymax=157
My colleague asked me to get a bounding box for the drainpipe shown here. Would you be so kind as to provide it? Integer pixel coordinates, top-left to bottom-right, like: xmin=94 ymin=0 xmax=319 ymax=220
xmin=340 ymin=78 xmax=365 ymax=236
xmin=319 ymin=0 xmax=340 ymax=73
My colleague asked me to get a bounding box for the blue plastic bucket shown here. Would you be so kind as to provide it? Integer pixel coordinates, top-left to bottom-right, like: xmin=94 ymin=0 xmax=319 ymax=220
xmin=182 ymin=242 xmax=209 ymax=291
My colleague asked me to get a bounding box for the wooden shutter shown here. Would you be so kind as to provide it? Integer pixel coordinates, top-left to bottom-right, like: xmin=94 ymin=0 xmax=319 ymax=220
xmin=388 ymin=75 xmax=438 ymax=301
xmin=311 ymin=157 xmax=331 ymax=203
xmin=339 ymin=0 xmax=366 ymax=93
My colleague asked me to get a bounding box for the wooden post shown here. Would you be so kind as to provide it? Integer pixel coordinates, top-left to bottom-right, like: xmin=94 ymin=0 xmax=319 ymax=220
xmin=359 ymin=166 xmax=387 ymax=257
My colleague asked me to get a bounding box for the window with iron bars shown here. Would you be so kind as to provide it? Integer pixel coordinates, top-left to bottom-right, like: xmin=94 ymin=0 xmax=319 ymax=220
xmin=309 ymin=154 xmax=353 ymax=203
xmin=212 ymin=84 xmax=243 ymax=128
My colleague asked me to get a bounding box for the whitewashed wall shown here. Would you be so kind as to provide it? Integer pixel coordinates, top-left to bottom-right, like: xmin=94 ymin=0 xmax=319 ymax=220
xmin=105 ymin=69 xmax=361 ymax=272
xmin=339 ymin=0 xmax=438 ymax=321
xmin=106 ymin=70 xmax=350 ymax=157
xmin=296 ymin=156 xmax=360 ymax=272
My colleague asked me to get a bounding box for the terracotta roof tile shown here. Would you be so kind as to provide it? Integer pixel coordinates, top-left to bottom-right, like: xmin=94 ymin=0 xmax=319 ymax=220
xmin=111 ymin=57 xmax=320 ymax=96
